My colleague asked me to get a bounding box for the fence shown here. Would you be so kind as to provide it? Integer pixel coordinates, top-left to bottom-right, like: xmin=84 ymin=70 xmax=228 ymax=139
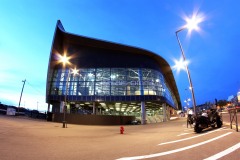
xmin=228 ymin=107 xmax=239 ymax=132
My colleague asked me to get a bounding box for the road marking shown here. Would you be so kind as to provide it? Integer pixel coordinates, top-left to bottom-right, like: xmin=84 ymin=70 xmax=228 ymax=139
xmin=116 ymin=132 xmax=232 ymax=160
xmin=158 ymin=128 xmax=224 ymax=146
xmin=177 ymin=133 xmax=191 ymax=136
xmin=203 ymin=142 xmax=240 ymax=160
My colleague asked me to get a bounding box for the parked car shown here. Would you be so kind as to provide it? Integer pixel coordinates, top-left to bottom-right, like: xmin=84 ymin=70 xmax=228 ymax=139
xmin=131 ymin=119 xmax=141 ymax=125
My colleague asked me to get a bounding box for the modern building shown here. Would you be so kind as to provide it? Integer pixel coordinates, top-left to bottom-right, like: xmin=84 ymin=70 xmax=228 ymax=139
xmin=46 ymin=20 xmax=182 ymax=125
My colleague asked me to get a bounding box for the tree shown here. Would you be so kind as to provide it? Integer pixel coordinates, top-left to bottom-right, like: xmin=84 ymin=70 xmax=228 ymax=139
xmin=217 ymin=100 xmax=228 ymax=108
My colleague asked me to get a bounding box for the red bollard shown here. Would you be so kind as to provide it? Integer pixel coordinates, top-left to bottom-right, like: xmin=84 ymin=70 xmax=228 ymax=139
xmin=120 ymin=126 xmax=124 ymax=134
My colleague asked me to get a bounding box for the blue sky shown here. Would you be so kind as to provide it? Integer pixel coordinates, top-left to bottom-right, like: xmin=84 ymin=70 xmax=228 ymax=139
xmin=0 ymin=0 xmax=239 ymax=111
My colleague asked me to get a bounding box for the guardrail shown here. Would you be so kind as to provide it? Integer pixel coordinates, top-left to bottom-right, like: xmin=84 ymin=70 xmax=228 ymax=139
xmin=228 ymin=107 xmax=239 ymax=132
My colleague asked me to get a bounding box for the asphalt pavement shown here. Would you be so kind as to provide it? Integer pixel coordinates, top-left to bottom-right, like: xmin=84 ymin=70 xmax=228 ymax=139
xmin=0 ymin=114 xmax=239 ymax=160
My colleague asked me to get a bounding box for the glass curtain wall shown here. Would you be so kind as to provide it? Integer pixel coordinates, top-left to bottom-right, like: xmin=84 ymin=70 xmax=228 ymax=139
xmin=49 ymin=68 xmax=177 ymax=106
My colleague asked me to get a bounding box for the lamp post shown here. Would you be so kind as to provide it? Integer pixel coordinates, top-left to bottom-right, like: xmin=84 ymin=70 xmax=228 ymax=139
xmin=58 ymin=54 xmax=70 ymax=128
xmin=176 ymin=29 xmax=197 ymax=115
xmin=175 ymin=14 xmax=204 ymax=114
xmin=62 ymin=69 xmax=70 ymax=128
xmin=58 ymin=54 xmax=79 ymax=128
xmin=62 ymin=67 xmax=79 ymax=128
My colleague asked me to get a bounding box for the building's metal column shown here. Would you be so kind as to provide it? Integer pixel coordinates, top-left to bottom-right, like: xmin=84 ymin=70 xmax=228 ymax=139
xmin=139 ymin=68 xmax=146 ymax=124
xmin=60 ymin=101 xmax=64 ymax=113
xmin=141 ymin=102 xmax=146 ymax=124
xmin=66 ymin=104 xmax=70 ymax=113
xmin=93 ymin=102 xmax=96 ymax=115
xmin=138 ymin=69 xmax=144 ymax=95
xmin=167 ymin=105 xmax=171 ymax=121
xmin=96 ymin=104 xmax=98 ymax=115
xmin=163 ymin=103 xmax=167 ymax=122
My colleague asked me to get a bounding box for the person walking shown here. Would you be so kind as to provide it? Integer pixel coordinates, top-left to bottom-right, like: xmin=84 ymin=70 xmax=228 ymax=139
xmin=187 ymin=109 xmax=194 ymax=127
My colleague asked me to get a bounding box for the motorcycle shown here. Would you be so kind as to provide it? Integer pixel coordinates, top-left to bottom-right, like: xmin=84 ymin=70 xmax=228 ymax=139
xmin=193 ymin=109 xmax=222 ymax=133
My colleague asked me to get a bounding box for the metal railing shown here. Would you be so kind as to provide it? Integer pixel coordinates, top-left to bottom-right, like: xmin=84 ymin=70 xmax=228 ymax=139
xmin=228 ymin=107 xmax=239 ymax=132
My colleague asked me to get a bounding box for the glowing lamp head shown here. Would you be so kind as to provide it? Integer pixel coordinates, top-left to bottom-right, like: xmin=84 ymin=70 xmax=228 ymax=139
xmin=60 ymin=55 xmax=69 ymax=65
xmin=172 ymin=57 xmax=189 ymax=74
xmin=71 ymin=68 xmax=79 ymax=75
xmin=186 ymin=16 xmax=199 ymax=31
xmin=184 ymin=12 xmax=204 ymax=33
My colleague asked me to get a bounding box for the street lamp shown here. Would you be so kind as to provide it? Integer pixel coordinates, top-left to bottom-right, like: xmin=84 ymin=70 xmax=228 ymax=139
xmin=62 ymin=67 xmax=79 ymax=128
xmin=175 ymin=14 xmax=203 ymax=115
xmin=59 ymin=53 xmax=79 ymax=128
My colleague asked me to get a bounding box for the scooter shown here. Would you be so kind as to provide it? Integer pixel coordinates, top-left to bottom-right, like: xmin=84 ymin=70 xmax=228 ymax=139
xmin=193 ymin=109 xmax=222 ymax=133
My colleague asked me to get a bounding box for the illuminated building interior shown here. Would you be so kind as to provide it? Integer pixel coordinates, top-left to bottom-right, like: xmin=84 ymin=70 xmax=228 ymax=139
xmin=46 ymin=20 xmax=182 ymax=125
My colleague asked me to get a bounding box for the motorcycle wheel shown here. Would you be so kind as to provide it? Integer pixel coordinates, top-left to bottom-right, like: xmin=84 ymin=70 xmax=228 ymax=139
xmin=194 ymin=124 xmax=203 ymax=133
xmin=216 ymin=118 xmax=222 ymax=128
xmin=211 ymin=121 xmax=216 ymax=128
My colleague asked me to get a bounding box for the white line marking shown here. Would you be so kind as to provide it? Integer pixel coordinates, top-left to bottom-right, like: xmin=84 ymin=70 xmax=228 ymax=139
xmin=177 ymin=133 xmax=191 ymax=136
xmin=158 ymin=128 xmax=224 ymax=146
xmin=203 ymin=142 xmax=240 ymax=160
xmin=116 ymin=132 xmax=232 ymax=160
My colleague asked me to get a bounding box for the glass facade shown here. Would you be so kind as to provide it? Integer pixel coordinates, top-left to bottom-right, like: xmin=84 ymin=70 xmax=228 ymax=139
xmin=48 ymin=67 xmax=177 ymax=107
xmin=46 ymin=20 xmax=181 ymax=125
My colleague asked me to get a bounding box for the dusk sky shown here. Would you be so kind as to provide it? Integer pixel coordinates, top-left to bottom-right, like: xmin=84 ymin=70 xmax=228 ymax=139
xmin=0 ymin=0 xmax=239 ymax=111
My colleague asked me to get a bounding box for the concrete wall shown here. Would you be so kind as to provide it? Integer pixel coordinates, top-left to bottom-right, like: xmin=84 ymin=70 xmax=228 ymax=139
xmin=52 ymin=113 xmax=135 ymax=125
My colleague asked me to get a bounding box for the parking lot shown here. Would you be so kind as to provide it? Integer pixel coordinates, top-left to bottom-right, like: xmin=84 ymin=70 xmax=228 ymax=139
xmin=0 ymin=113 xmax=239 ymax=160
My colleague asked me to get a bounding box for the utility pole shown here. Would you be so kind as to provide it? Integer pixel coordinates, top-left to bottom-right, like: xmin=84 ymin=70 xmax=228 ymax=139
xmin=18 ymin=79 xmax=26 ymax=113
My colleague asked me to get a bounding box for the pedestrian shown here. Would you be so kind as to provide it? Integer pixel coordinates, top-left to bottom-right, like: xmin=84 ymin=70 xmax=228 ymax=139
xmin=187 ymin=109 xmax=193 ymax=117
